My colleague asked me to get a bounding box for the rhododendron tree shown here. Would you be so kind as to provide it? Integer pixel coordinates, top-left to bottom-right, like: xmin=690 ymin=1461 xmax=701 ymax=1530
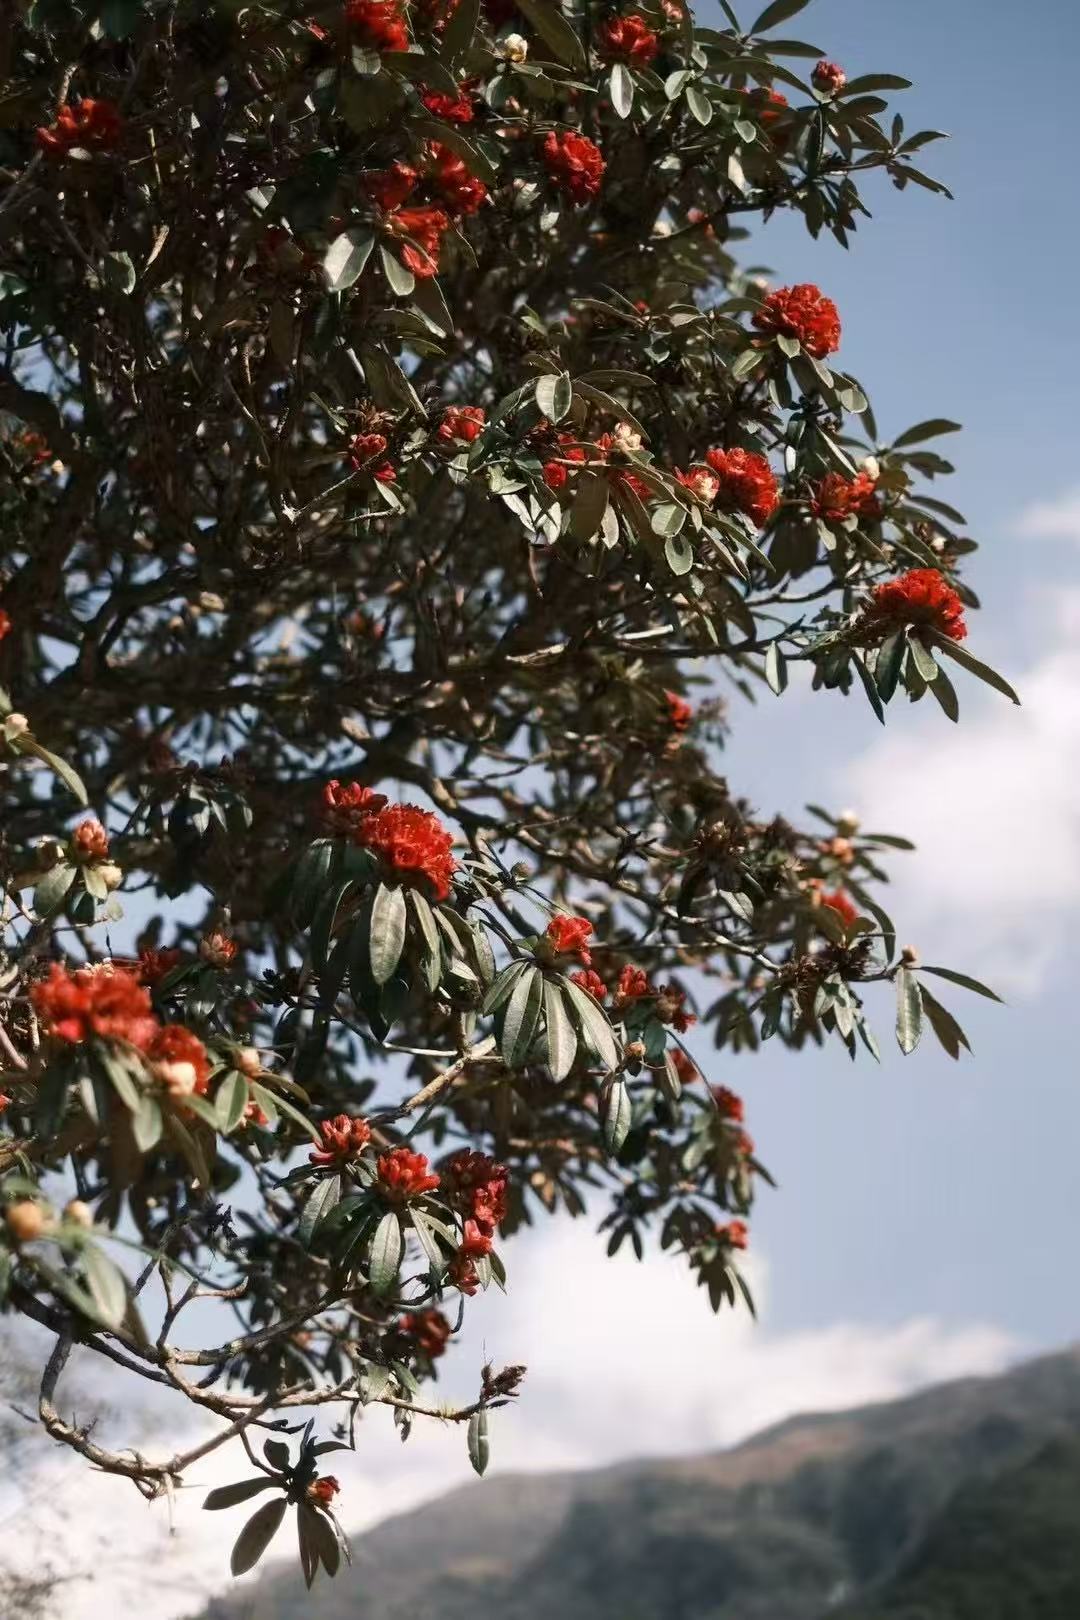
xmin=0 ymin=0 xmax=1017 ymax=1590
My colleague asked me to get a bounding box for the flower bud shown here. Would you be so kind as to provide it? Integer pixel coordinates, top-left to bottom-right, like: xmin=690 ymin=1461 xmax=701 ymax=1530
xmin=861 ymin=455 xmax=880 ymax=481
xmin=612 ymin=421 xmax=642 ymax=453
xmin=4 ymin=713 xmax=29 ymax=738
xmin=6 ymin=1201 xmax=46 ymax=1243
xmin=900 ymin=945 xmax=919 ymax=967
xmin=98 ymin=863 xmax=124 ymax=891
xmin=836 ymin=809 xmax=860 ymax=836
xmin=235 ymin=1046 xmax=262 ymax=1077
xmin=625 ymin=1039 xmax=646 ymax=1063
xmin=64 ymin=1199 xmax=94 ymax=1229
xmin=501 ymin=32 xmax=528 ymax=61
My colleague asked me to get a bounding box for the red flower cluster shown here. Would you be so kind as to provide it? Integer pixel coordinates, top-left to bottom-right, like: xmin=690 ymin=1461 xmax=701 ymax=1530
xmin=613 ymin=963 xmax=652 ymax=1006
xmin=309 ymin=1113 xmax=373 ymax=1165
xmin=137 ymin=947 xmax=181 ymax=986
xmin=37 ymin=99 xmax=123 ymax=156
xmin=348 ymin=432 xmax=396 ymax=482
xmin=355 ymin=801 xmax=458 ymax=901
xmin=377 ymin=1146 xmax=441 ymax=1201
xmin=362 ymin=161 xmax=419 ymax=212
xmin=866 ymin=568 xmax=967 ymax=642
xmin=812 ymin=59 xmax=847 ymax=94
xmin=420 ymin=87 xmax=475 ymax=123
xmin=71 ymin=818 xmax=109 ymax=861
xmin=545 ymin=913 xmax=594 ymax=964
xmin=31 ymin=963 xmax=158 ymax=1049
xmin=671 ymin=1048 xmax=700 ymax=1084
xmin=716 ymin=1219 xmax=749 ymax=1251
xmin=596 ymin=12 xmax=659 ymax=64
xmin=812 ymin=471 xmax=880 ymax=524
xmin=712 ymin=1084 xmax=744 ymax=1121
xmin=820 ymin=889 xmax=858 ymax=927
xmin=345 ymin=0 xmax=408 ymax=50
xmin=542 ymin=432 xmax=587 ymax=491
xmin=437 ymin=406 xmax=486 ymax=444
xmin=146 ymin=1024 xmax=212 ymax=1097
xmin=540 ymin=130 xmax=605 ymax=204
xmin=200 ymin=930 xmax=238 ymax=968
xmin=571 ymin=968 xmax=608 ymax=1001
xmin=442 ymin=1149 xmax=508 ymax=1236
xmin=321 ymin=778 xmax=389 ymax=836
xmin=388 ymin=205 xmax=451 ymax=279
xmin=307 ymin=1476 xmax=340 ymax=1505
xmin=655 ymin=983 xmax=695 ymax=1032
xmin=675 ymin=465 xmax=721 ymax=504
xmin=704 ymin=447 xmax=779 ymax=528
xmin=430 ymin=143 xmax=487 ymax=215
xmin=753 ymin=283 xmax=841 ymax=360
xmin=0 ymin=610 xmax=10 ymax=641
xmin=400 ymin=1306 xmax=452 ymax=1358
xmin=665 ymin=690 xmax=693 ymax=733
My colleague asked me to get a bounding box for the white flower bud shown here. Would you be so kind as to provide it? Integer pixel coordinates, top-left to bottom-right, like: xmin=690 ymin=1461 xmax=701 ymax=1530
xmin=4 ymin=713 xmax=29 ymax=738
xmin=861 ymin=455 xmax=880 ymax=481
xmin=612 ymin=421 xmax=642 ymax=453
xmin=502 ymin=32 xmax=528 ymax=61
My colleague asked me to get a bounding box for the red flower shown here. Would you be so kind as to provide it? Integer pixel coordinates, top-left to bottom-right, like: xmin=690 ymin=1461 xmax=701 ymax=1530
xmin=544 ymin=913 xmax=594 ymax=964
xmin=362 ymin=162 xmax=419 ymax=211
xmin=656 ymin=983 xmax=695 ymax=1032
xmin=321 ymin=778 xmax=389 ymax=837
xmin=740 ymin=85 xmax=788 ymax=130
xmin=354 ymin=802 xmax=458 ymax=901
xmin=736 ymin=1130 xmax=755 ymax=1158
xmin=388 ymin=205 xmax=450 ymax=278
xmin=430 ymin=144 xmax=488 ymax=216
xmin=703 ymin=447 xmax=778 ymax=528
xmin=307 ymin=1476 xmax=339 ymax=1504
xmin=437 ymin=406 xmax=486 ymax=444
xmin=31 ymin=963 xmax=158 ymax=1049
xmin=448 ymin=1251 xmax=480 ymax=1294
xmin=543 ymin=461 xmax=569 ymax=491
xmin=37 ymin=99 xmax=123 ymax=156
xmin=71 ymin=818 xmax=109 ymax=861
xmin=665 ymin=690 xmax=693 ymax=733
xmin=348 ymin=432 xmax=396 ymax=482
xmin=137 ymin=947 xmax=181 ymax=986
xmin=712 ymin=1084 xmax=744 ymax=1121
xmin=400 ymin=1306 xmax=452 ymax=1358
xmin=0 ymin=610 xmax=10 ymax=641
xmin=675 ymin=465 xmax=721 ymax=504
xmin=199 ymin=930 xmax=238 ymax=968
xmin=820 ymin=889 xmax=858 ymax=927
xmin=614 ymin=963 xmax=653 ymax=1005
xmin=717 ymin=1218 xmax=749 ymax=1250
xmin=812 ymin=60 xmax=846 ymax=94
xmin=0 ymin=1093 xmax=10 ymax=1114
xmin=671 ymin=1048 xmax=700 ymax=1084
xmin=458 ymin=1218 xmax=493 ymax=1259
xmin=420 ymin=87 xmax=475 ymax=123
xmin=242 ymin=1100 xmax=270 ymax=1127
xmin=596 ymin=12 xmax=659 ymax=64
xmin=753 ymin=283 xmax=841 ymax=360
xmin=540 ymin=130 xmax=605 ymax=204
xmin=441 ymin=1149 xmax=508 ymax=1234
xmin=310 ymin=1113 xmax=373 ymax=1165
xmin=866 ymin=567 xmax=967 ymax=642
xmin=571 ymin=968 xmax=608 ymax=1002
xmin=377 ymin=1146 xmax=441 ymax=1200
xmin=146 ymin=1024 xmax=212 ymax=1097
xmin=812 ymin=471 xmax=880 ymax=524
xmin=345 ymin=0 xmax=409 ymax=50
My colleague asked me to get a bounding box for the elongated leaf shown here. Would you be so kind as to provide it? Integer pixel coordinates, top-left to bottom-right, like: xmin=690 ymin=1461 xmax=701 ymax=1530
xmin=410 ymin=1205 xmax=448 ymax=1271
xmin=535 ymin=372 xmax=572 ymax=423
xmin=82 ymin=1244 xmax=127 ymax=1328
xmin=34 ymin=863 xmax=76 ymax=917
xmin=369 ymin=1209 xmax=403 ymax=1294
xmin=875 ymin=631 xmax=905 ymax=702
xmin=894 ymin=966 xmax=923 ymax=1055
xmin=299 ymin=1174 xmax=341 ymax=1248
xmin=918 ymin=983 xmax=971 ymax=1060
xmin=216 ymin=1070 xmax=249 ymax=1134
xmin=204 ymin=1478 xmax=278 ymax=1512
xmin=500 ymin=965 xmax=543 ymax=1068
xmin=310 ymin=878 xmax=354 ymax=972
xmin=542 ymin=980 xmax=577 ymax=1081
xmin=379 ymin=243 xmax=415 ymax=297
xmin=929 ymin=635 xmax=1021 ymax=706
xmin=919 ymin=965 xmax=1003 ymax=1002
xmin=908 ymin=633 xmax=938 ymax=684
xmin=610 ymin=61 xmax=633 ymax=118
xmin=891 ymin=417 xmax=961 ymax=448
xmin=562 ymin=978 xmax=620 ymax=1072
xmin=322 ymin=229 xmax=375 ymax=292
xmin=764 ymin=643 xmax=788 ymax=695
xmin=928 ymin=663 xmax=959 ymax=722
xmin=601 ymin=1077 xmax=632 ymax=1155
xmin=467 ymin=1408 xmax=490 ymax=1476
xmin=132 ymin=1093 xmax=163 ymax=1153
xmin=369 ymin=883 xmax=408 ymax=985
xmin=19 ymin=738 xmax=88 ymax=804
xmin=230 ymin=1497 xmax=287 ymax=1576
xmin=751 ymin=0 xmax=810 ymax=32
xmin=515 ymin=0 xmax=586 ymax=66
xmin=409 ymin=890 xmax=442 ymax=992
xmin=440 ymin=0 xmax=479 ymax=59
xmin=569 ymin=471 xmax=609 ymax=540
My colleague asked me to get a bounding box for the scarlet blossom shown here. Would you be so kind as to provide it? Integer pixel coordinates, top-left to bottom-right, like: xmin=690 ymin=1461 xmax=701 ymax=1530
xmin=540 ymin=130 xmax=605 ymax=204
xmin=147 ymin=1024 xmax=212 ymax=1097
xmin=675 ymin=465 xmax=721 ymax=504
xmin=704 ymin=447 xmax=778 ymax=528
xmin=420 ymin=87 xmax=475 ymax=123
xmin=37 ymin=99 xmax=123 ymax=156
xmin=309 ymin=1113 xmax=373 ymax=1165
xmin=354 ymin=801 xmax=458 ymax=901
xmin=0 ymin=1093 xmax=10 ymax=1114
xmin=71 ymin=818 xmax=109 ymax=861
xmin=740 ymin=85 xmax=788 ymax=127
xmin=544 ymin=913 xmax=594 ymax=964
xmin=388 ymin=205 xmax=450 ymax=278
xmin=242 ymin=1100 xmax=269 ymax=1127
xmin=571 ymin=968 xmax=608 ymax=1002
xmin=543 ymin=461 xmax=569 ymax=491
xmin=812 ymin=471 xmax=880 ymax=524
xmin=362 ymin=162 xmax=419 ymax=211
xmin=345 ymin=0 xmax=408 ymax=50
xmin=442 ymin=1149 xmax=508 ymax=1234
xmin=137 ymin=947 xmax=182 ymax=987
xmin=307 ymin=1476 xmax=339 ymax=1504
xmin=31 ymin=963 xmax=158 ymax=1049
xmin=437 ymin=406 xmax=486 ymax=444
xmin=753 ymin=283 xmax=841 ymax=360
xmin=712 ymin=1084 xmax=744 ymax=1121
xmin=321 ymin=778 xmax=389 ymax=837
xmin=812 ymin=59 xmax=846 ymax=94
xmin=656 ymin=983 xmax=695 ymax=1032
xmin=430 ymin=144 xmax=488 ymax=215
xmin=458 ymin=1218 xmax=494 ymax=1259
xmin=596 ymin=12 xmax=659 ymax=64
xmin=866 ymin=567 xmax=967 ymax=642
xmin=820 ymin=889 xmax=858 ymax=927
xmin=377 ymin=1146 xmax=441 ymax=1200
xmin=665 ymin=690 xmax=693 ymax=733
xmin=448 ymin=1250 xmax=480 ymax=1294
xmin=614 ymin=963 xmax=653 ymax=1005
xmin=671 ymin=1048 xmax=700 ymax=1084
xmin=716 ymin=1218 xmax=749 ymax=1250
xmin=0 ymin=611 xmax=10 ymax=641
xmin=14 ymin=431 xmax=52 ymax=467
xmin=199 ymin=931 xmax=237 ymax=968
xmin=348 ymin=432 xmax=396 ymax=482
xmin=400 ymin=1306 xmax=452 ymax=1358
xmin=542 ymin=434 xmax=587 ymax=491
xmin=736 ymin=1130 xmax=755 ymax=1158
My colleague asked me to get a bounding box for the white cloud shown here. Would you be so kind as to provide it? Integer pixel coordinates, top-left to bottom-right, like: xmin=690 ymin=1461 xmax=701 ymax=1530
xmin=5 ymin=1223 xmax=1016 ymax=1620
xmin=1016 ymin=488 xmax=1080 ymax=545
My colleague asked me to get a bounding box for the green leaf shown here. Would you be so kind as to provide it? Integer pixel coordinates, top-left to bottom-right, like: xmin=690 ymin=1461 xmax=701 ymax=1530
xmin=82 ymin=1244 xmax=127 ymax=1329
xmin=481 ymin=959 xmax=528 ymax=1016
xmin=664 ymin=532 xmax=694 ymax=575
xmin=891 ymin=417 xmax=961 ymax=448
xmin=230 ymin=1497 xmax=288 ymax=1577
xmin=919 ymin=965 xmax=1002 ymax=1002
xmin=764 ymin=643 xmax=788 ymax=695
xmin=535 ymin=372 xmax=573 ymax=423
xmin=369 ymin=883 xmax=408 ymax=985
xmin=928 ymin=635 xmax=1021 ymax=706
xmin=215 ymin=1071 xmax=250 ymax=1134
xmin=751 ymin=0 xmax=810 ymax=30
xmin=467 ymin=1408 xmax=490 ymax=1476
xmin=563 ymin=979 xmax=620 ymax=1072
xmin=369 ymin=1209 xmax=403 ymax=1294
xmin=439 ymin=0 xmax=479 ymax=59
xmin=263 ymin=1438 xmax=291 ymax=1471
xmin=685 ymin=83 xmax=713 ymax=125
xmin=204 ymin=1478 xmax=278 ymax=1512
xmin=102 ymin=250 xmax=137 ymax=294
xmin=515 ymin=0 xmax=586 ymax=67
xmin=18 ymin=738 xmax=88 ymax=804
xmin=601 ymin=1077 xmax=632 ymax=1155
xmin=542 ymin=980 xmax=577 ymax=1081
xmin=907 ymin=634 xmax=938 ymax=684
xmin=409 ymin=890 xmax=442 ymax=992
xmin=918 ymin=983 xmax=971 ymax=1061
xmin=928 ymin=662 xmax=960 ymax=722
xmin=100 ymin=0 xmax=140 ymax=36
xmin=297 ymin=1500 xmax=321 ymax=1589
xmin=841 ymin=72 xmax=913 ymax=95
xmin=875 ymin=631 xmax=906 ymax=703
xmin=569 ymin=471 xmax=609 ymax=541
xmin=131 ymin=1093 xmax=163 ymax=1152
xmin=310 ymin=878 xmax=354 ymax=972
xmin=322 ymin=229 xmax=375 ymax=292
xmin=379 ymin=243 xmax=416 ymax=297
xmin=500 ymin=964 xmax=543 ymax=1068
xmin=299 ymin=1174 xmax=341 ymax=1248
xmin=34 ymin=863 xmax=76 ymax=917
xmin=610 ymin=61 xmax=634 ymax=118
xmin=410 ymin=1205 xmax=448 ymax=1271
xmin=895 ymin=966 xmax=923 ymax=1055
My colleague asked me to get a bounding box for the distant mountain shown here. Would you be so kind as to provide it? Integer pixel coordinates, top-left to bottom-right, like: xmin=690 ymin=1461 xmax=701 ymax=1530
xmin=193 ymin=1344 xmax=1080 ymax=1620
